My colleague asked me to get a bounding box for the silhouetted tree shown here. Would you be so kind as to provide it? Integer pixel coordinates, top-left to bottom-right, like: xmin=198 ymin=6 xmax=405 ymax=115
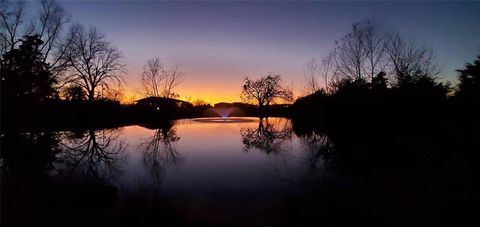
xmin=304 ymin=59 xmax=320 ymax=94
xmin=456 ymin=55 xmax=480 ymax=100
xmin=1 ymin=0 xmax=72 ymax=78
xmin=371 ymin=71 xmax=388 ymax=90
xmin=386 ymin=33 xmax=438 ymax=87
xmin=304 ymin=54 xmax=337 ymax=95
xmin=162 ymin=64 xmax=184 ymax=98
xmin=66 ymin=25 xmax=125 ymax=101
xmin=331 ymin=77 xmax=369 ymax=98
xmin=319 ymin=53 xmax=337 ymax=94
xmin=332 ymin=20 xmax=387 ymax=82
xmin=358 ymin=20 xmax=388 ymax=81
xmin=63 ymin=84 xmax=86 ymax=101
xmin=0 ymin=35 xmax=57 ymax=100
xmin=192 ymin=99 xmax=210 ymax=107
xmin=139 ymin=58 xmax=185 ymax=99
xmin=310 ymin=20 xmax=445 ymax=95
xmin=241 ymin=74 xmax=293 ymax=116
xmin=301 ymin=20 xmax=449 ymax=103
xmin=100 ymin=83 xmax=123 ymax=102
xmin=0 ymin=0 xmax=29 ymax=54
xmin=386 ymin=36 xmax=448 ymax=100
xmin=140 ymin=57 xmax=164 ymax=97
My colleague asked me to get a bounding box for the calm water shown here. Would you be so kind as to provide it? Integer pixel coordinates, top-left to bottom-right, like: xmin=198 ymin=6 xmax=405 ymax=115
xmin=2 ymin=117 xmax=335 ymax=226
xmin=4 ymin=117 xmax=467 ymax=226
xmin=56 ymin=117 xmax=326 ymax=192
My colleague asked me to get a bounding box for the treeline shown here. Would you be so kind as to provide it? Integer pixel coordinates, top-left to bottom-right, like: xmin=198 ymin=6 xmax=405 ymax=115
xmin=0 ymin=1 xmax=190 ymax=131
xmin=1 ymin=1 xmax=478 ymax=134
xmin=289 ymin=21 xmax=480 ymax=173
xmin=286 ymin=22 xmax=479 ymax=225
xmin=0 ymin=0 xmax=125 ymax=130
xmin=291 ymin=20 xmax=479 ymax=133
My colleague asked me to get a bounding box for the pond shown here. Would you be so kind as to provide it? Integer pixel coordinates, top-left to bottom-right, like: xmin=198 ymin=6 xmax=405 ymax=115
xmin=2 ymin=117 xmax=337 ymax=226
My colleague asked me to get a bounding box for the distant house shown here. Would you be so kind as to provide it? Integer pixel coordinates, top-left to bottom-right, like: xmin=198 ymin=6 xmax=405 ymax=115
xmin=213 ymin=102 xmax=233 ymax=109
xmin=134 ymin=97 xmax=193 ymax=111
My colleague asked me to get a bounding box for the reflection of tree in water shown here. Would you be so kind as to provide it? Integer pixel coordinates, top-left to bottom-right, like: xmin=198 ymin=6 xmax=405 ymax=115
xmin=301 ymin=132 xmax=334 ymax=170
xmin=1 ymin=131 xmax=60 ymax=176
xmin=57 ymin=129 xmax=126 ymax=179
xmin=240 ymin=119 xmax=335 ymax=184
xmin=263 ymin=131 xmax=334 ymax=186
xmin=139 ymin=123 xmax=182 ymax=187
xmin=241 ymin=118 xmax=292 ymax=154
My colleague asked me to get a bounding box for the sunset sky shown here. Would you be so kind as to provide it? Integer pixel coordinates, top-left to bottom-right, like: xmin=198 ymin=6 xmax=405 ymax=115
xmin=61 ymin=1 xmax=480 ymax=104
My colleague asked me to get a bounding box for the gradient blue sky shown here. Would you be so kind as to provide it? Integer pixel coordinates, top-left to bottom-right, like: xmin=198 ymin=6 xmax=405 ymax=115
xmin=61 ymin=1 xmax=480 ymax=103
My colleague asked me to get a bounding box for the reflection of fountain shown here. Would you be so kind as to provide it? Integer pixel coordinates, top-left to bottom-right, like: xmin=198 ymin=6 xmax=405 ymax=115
xmin=193 ymin=117 xmax=256 ymax=123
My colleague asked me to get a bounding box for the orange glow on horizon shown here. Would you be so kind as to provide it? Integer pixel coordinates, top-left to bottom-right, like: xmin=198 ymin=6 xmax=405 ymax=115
xmin=120 ymin=82 xmax=244 ymax=105
xmin=120 ymin=70 xmax=299 ymax=105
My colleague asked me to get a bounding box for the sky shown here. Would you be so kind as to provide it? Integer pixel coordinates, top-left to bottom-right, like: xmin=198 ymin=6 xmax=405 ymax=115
xmin=59 ymin=1 xmax=480 ymax=104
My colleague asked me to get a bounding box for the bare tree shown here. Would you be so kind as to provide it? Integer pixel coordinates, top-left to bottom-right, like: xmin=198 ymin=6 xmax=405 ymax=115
xmin=140 ymin=57 xmax=164 ymax=97
xmin=139 ymin=58 xmax=184 ymax=99
xmin=36 ymin=0 xmax=71 ymax=78
xmin=331 ymin=20 xmax=388 ymax=82
xmin=101 ymin=83 xmax=124 ymax=102
xmin=385 ymin=33 xmax=438 ymax=86
xmin=304 ymin=59 xmax=320 ymax=94
xmin=357 ymin=20 xmax=388 ymax=80
xmin=241 ymin=73 xmax=293 ymax=115
xmin=162 ymin=64 xmax=184 ymax=98
xmin=0 ymin=0 xmax=31 ymax=54
xmin=333 ymin=25 xmax=365 ymax=81
xmin=304 ymin=54 xmax=339 ymax=95
xmin=66 ymin=25 xmax=125 ymax=101
xmin=319 ymin=52 xmax=337 ymax=94
xmin=313 ymin=19 xmax=440 ymax=91
xmin=1 ymin=0 xmax=71 ymax=77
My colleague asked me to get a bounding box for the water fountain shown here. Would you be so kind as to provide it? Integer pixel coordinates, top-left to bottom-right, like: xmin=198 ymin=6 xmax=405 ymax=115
xmin=214 ymin=107 xmax=233 ymax=120
xmin=193 ymin=107 xmax=255 ymax=123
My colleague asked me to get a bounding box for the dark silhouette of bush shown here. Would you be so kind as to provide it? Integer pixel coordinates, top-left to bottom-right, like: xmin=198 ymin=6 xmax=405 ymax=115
xmin=63 ymin=85 xmax=87 ymax=101
xmin=0 ymin=130 xmax=120 ymax=227
xmin=0 ymin=35 xmax=57 ymax=101
xmin=291 ymin=63 xmax=451 ymax=173
xmin=456 ymin=55 xmax=480 ymax=102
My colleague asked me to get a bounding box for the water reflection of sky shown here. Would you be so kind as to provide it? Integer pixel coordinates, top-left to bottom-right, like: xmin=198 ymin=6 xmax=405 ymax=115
xmin=59 ymin=118 xmax=326 ymax=199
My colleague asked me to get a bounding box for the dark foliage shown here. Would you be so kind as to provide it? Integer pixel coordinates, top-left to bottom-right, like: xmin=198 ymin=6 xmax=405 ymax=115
xmin=0 ymin=35 xmax=57 ymax=101
xmin=1 ymin=129 xmax=120 ymax=227
xmin=456 ymin=55 xmax=480 ymax=101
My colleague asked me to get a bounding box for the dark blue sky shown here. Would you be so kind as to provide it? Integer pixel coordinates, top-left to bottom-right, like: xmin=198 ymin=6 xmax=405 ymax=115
xmin=61 ymin=1 xmax=480 ymax=102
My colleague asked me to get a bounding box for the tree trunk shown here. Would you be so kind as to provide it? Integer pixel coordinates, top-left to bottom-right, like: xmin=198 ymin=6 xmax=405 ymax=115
xmin=88 ymin=89 xmax=95 ymax=102
xmin=258 ymin=103 xmax=264 ymax=119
